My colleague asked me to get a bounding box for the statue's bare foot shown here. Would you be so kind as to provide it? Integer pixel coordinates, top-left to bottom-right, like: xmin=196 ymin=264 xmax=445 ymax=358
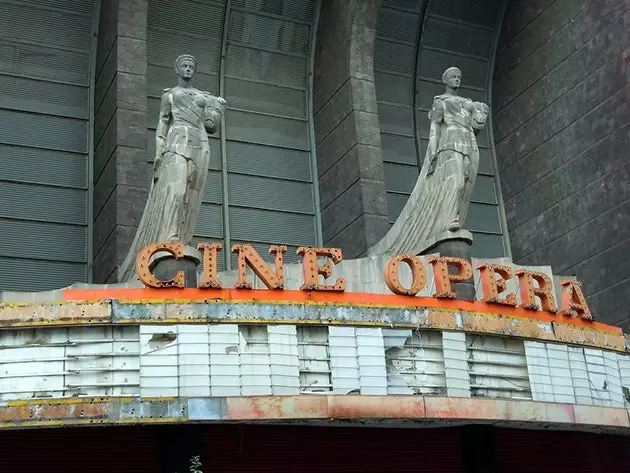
xmin=448 ymin=219 xmax=461 ymax=231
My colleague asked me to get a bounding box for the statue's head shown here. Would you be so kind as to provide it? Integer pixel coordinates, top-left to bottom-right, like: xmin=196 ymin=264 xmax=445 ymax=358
xmin=174 ymin=54 xmax=197 ymax=81
xmin=442 ymin=67 xmax=461 ymax=89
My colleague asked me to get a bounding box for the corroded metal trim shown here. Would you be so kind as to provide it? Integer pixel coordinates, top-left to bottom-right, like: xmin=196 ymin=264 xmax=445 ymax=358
xmin=110 ymin=302 xmax=625 ymax=352
xmin=0 ymin=396 xmax=628 ymax=432
xmin=62 ymin=288 xmax=616 ymax=332
xmin=0 ymin=288 xmax=625 ymax=351
xmin=0 ymin=301 xmax=110 ymax=327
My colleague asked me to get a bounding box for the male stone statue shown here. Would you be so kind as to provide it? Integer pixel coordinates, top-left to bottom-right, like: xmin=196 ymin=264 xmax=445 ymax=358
xmin=118 ymin=54 xmax=226 ymax=282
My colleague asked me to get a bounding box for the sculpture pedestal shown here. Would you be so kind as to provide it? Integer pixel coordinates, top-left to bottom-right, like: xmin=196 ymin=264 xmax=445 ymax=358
xmin=423 ymin=230 xmax=475 ymax=301
xmin=149 ymin=245 xmax=201 ymax=288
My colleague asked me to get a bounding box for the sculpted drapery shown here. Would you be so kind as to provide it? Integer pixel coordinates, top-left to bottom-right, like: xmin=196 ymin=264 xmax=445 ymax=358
xmin=119 ymin=55 xmax=226 ymax=281
xmin=369 ymin=67 xmax=489 ymax=256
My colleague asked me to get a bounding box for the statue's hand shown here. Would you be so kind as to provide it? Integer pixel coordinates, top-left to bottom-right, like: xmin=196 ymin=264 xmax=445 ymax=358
xmin=427 ymin=153 xmax=438 ymax=175
xmin=215 ymin=97 xmax=226 ymax=113
xmin=153 ymin=156 xmax=162 ymax=182
xmin=153 ymin=136 xmax=165 ymax=182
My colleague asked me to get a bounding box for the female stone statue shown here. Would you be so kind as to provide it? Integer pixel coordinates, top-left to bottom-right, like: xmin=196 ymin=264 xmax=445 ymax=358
xmin=369 ymin=66 xmax=489 ymax=256
xmin=118 ymin=54 xmax=226 ymax=281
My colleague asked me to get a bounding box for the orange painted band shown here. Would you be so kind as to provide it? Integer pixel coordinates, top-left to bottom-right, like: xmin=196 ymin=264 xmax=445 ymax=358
xmin=62 ymin=288 xmax=621 ymax=334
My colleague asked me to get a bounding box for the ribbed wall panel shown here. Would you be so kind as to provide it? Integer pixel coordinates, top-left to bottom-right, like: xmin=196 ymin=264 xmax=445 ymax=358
xmin=0 ymin=0 xmax=95 ymax=291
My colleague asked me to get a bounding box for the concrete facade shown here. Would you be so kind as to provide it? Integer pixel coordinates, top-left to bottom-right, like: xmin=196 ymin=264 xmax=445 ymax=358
xmin=493 ymin=0 xmax=630 ymax=327
xmin=93 ymin=0 xmax=150 ymax=283
xmin=313 ymin=0 xmax=390 ymax=258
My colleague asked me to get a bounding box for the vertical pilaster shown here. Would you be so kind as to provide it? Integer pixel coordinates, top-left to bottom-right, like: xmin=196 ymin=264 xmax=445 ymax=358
xmin=313 ymin=0 xmax=389 ymax=258
xmin=93 ymin=0 xmax=149 ymax=282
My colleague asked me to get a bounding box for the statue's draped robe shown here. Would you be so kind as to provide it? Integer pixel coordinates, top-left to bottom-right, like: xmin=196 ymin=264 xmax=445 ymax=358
xmin=369 ymin=94 xmax=487 ymax=256
xmin=118 ymin=88 xmax=223 ymax=281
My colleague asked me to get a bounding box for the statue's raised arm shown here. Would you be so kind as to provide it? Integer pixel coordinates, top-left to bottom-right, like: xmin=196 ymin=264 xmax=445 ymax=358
xmin=368 ymin=66 xmax=489 ymax=257
xmin=202 ymin=93 xmax=226 ymax=135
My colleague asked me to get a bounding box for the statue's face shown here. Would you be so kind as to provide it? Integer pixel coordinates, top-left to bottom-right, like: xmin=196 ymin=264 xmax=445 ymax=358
xmin=176 ymin=59 xmax=196 ymax=80
xmin=444 ymin=70 xmax=461 ymax=89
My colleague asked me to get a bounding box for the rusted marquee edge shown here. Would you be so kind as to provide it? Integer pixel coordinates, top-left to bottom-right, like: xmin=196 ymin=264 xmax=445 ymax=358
xmin=0 ymin=298 xmax=625 ymax=352
xmin=0 ymin=396 xmax=628 ymax=433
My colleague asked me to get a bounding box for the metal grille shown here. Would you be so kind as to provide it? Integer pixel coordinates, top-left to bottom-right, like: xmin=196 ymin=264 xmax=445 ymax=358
xmin=374 ymin=0 xmax=510 ymax=258
xmin=466 ymin=334 xmax=532 ymax=399
xmin=146 ymin=0 xmax=320 ymax=270
xmin=0 ymin=0 xmax=95 ymax=291
xmin=384 ymin=329 xmax=447 ymax=395
xmin=297 ymin=326 xmax=332 ymax=392
xmin=374 ymin=0 xmax=425 ymax=230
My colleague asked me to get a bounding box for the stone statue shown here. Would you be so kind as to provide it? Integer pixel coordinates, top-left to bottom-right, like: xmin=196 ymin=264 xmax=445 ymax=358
xmin=118 ymin=54 xmax=226 ymax=281
xmin=369 ymin=66 xmax=489 ymax=256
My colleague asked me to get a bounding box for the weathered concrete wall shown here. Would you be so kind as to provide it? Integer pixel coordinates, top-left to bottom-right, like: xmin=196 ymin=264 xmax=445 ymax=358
xmin=314 ymin=0 xmax=390 ymax=258
xmin=93 ymin=0 xmax=149 ymax=283
xmin=493 ymin=0 xmax=630 ymax=327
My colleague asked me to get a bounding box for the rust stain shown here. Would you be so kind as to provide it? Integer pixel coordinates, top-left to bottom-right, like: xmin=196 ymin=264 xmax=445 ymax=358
xmin=461 ymin=313 xmax=555 ymax=341
xmin=553 ymin=323 xmax=625 ymax=351
xmin=425 ymin=310 xmax=458 ymax=329
xmin=328 ymin=396 xmax=425 ymax=419
xmin=425 ymin=397 xmax=508 ymax=421
xmin=0 ymin=402 xmax=107 ymax=424
xmin=0 ymin=302 xmax=110 ymax=326
xmin=62 ymin=288 xmax=621 ymax=334
xmin=573 ymin=405 xmax=630 ymax=427
xmin=226 ymin=396 xmax=327 ymax=420
xmin=0 ymin=397 xmax=626 ymax=431
xmin=505 ymin=400 xmax=575 ymax=424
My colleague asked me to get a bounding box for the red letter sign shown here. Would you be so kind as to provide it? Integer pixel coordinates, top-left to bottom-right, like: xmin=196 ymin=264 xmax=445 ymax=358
xmin=232 ymin=244 xmax=288 ymax=290
xmin=297 ymin=247 xmax=345 ymax=291
xmin=477 ymin=263 xmax=517 ymax=306
xmin=428 ymin=256 xmax=473 ymax=299
xmin=384 ymin=254 xmax=427 ymax=296
xmin=136 ymin=242 xmax=185 ymax=289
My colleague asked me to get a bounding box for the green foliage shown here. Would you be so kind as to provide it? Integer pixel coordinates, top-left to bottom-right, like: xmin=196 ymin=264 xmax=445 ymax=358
xmin=189 ymin=455 xmax=202 ymax=473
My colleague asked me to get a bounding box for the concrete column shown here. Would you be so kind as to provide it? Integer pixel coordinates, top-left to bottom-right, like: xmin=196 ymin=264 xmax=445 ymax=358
xmin=314 ymin=0 xmax=389 ymax=259
xmin=92 ymin=0 xmax=149 ymax=282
